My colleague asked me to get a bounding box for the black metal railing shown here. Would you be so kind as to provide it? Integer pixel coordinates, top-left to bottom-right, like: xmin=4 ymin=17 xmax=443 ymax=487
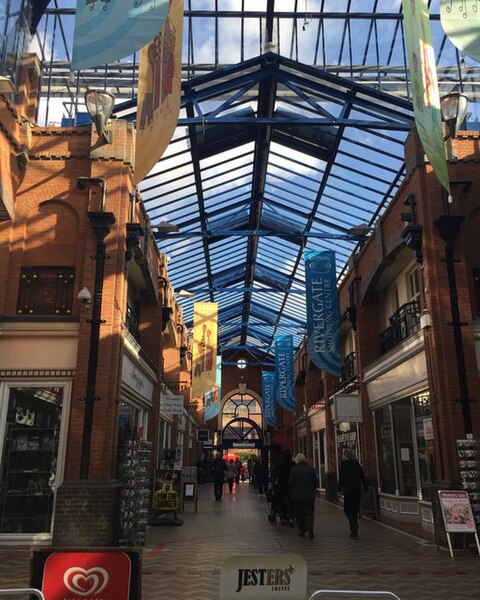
xmin=126 ymin=303 xmax=140 ymax=340
xmin=380 ymin=300 xmax=420 ymax=354
xmin=341 ymin=351 xmax=356 ymax=381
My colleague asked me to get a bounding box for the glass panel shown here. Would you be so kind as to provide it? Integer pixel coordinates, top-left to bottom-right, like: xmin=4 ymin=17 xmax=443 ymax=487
xmin=377 ymin=407 xmax=396 ymax=494
xmin=392 ymin=399 xmax=416 ymax=497
xmin=0 ymin=386 xmax=63 ymax=534
xmin=221 ymin=394 xmax=262 ymax=431
xmin=413 ymin=393 xmax=436 ymax=501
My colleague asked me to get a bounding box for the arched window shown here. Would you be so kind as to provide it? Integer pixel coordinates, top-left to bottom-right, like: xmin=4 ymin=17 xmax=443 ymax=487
xmin=221 ymin=393 xmax=262 ymax=431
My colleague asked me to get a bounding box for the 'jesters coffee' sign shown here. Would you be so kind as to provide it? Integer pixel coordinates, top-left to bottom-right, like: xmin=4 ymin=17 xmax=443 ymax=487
xmin=220 ymin=554 xmax=307 ymax=600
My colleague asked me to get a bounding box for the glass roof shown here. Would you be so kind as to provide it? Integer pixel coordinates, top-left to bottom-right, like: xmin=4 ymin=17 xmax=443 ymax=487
xmin=32 ymin=0 xmax=480 ymax=365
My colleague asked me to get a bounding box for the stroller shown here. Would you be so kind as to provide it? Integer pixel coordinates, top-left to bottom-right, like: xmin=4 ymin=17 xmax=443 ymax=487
xmin=267 ymin=479 xmax=293 ymax=526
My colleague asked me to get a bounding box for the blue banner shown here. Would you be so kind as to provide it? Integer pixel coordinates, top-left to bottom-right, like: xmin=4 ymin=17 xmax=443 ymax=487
xmin=72 ymin=0 xmax=170 ymax=71
xmin=204 ymin=386 xmax=220 ymax=421
xmin=274 ymin=335 xmax=296 ymax=413
xmin=262 ymin=371 xmax=277 ymax=428
xmin=305 ymin=250 xmax=340 ymax=376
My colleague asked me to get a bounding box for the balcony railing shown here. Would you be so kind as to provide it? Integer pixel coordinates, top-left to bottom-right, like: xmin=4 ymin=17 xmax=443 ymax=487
xmin=380 ymin=300 xmax=420 ymax=354
xmin=126 ymin=303 xmax=140 ymax=340
xmin=341 ymin=351 xmax=356 ymax=381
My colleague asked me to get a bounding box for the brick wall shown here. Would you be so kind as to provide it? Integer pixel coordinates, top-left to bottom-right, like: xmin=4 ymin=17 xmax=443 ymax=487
xmin=53 ymin=480 xmax=121 ymax=546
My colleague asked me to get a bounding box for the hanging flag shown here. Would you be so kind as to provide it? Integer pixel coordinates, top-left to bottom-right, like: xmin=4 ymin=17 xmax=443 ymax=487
xmin=134 ymin=0 xmax=184 ymax=183
xmin=305 ymin=250 xmax=340 ymax=377
xmin=440 ymin=0 xmax=480 ymax=64
xmin=274 ymin=335 xmax=296 ymax=413
xmin=204 ymin=386 xmax=220 ymax=421
xmin=192 ymin=302 xmax=218 ymax=399
xmin=402 ymin=0 xmax=450 ymax=193
xmin=262 ymin=371 xmax=277 ymax=428
xmin=72 ymin=0 xmax=170 ymax=71
xmin=204 ymin=356 xmax=222 ymax=421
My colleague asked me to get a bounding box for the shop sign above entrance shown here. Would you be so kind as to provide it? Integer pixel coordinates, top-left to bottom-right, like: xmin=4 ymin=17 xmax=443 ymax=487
xmin=332 ymin=393 xmax=362 ymax=424
xmin=220 ymin=554 xmax=307 ymax=600
xmin=160 ymin=394 xmax=184 ymax=415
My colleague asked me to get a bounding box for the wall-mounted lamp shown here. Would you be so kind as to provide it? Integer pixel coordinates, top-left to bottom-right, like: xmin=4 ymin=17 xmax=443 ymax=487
xmin=78 ymin=286 xmax=92 ymax=311
xmin=347 ymin=223 xmax=372 ymax=237
xmin=0 ymin=75 xmax=16 ymax=94
xmin=84 ymin=89 xmax=115 ymax=143
xmin=176 ymin=289 xmax=195 ymax=298
xmin=440 ymin=92 xmax=469 ymax=140
xmin=156 ymin=220 xmax=179 ymax=233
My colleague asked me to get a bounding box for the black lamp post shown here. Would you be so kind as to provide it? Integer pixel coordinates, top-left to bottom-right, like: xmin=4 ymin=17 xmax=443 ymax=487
xmin=434 ymin=209 xmax=472 ymax=436
xmin=77 ymin=177 xmax=116 ymax=478
xmin=433 ymin=93 xmax=473 ymax=437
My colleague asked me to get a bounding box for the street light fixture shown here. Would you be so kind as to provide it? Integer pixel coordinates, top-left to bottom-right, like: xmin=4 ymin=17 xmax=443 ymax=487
xmin=434 ymin=93 xmax=472 ymax=436
xmin=176 ymin=289 xmax=195 ymax=298
xmin=156 ymin=220 xmax=179 ymax=233
xmin=440 ymin=92 xmax=469 ymax=140
xmin=84 ymin=89 xmax=115 ymax=143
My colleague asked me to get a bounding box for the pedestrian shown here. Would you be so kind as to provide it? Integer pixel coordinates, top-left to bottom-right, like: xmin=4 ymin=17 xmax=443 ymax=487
xmin=288 ymin=453 xmax=317 ymax=539
xmin=226 ymin=459 xmax=237 ymax=493
xmin=274 ymin=448 xmax=295 ymax=525
xmin=211 ymin=452 xmax=227 ymax=500
xmin=235 ymin=457 xmax=242 ymax=483
xmin=337 ymin=450 xmax=369 ymax=538
xmin=256 ymin=455 xmax=268 ymax=496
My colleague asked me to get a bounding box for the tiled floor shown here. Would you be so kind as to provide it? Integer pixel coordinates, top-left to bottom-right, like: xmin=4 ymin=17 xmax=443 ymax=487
xmin=1 ymin=481 xmax=479 ymax=599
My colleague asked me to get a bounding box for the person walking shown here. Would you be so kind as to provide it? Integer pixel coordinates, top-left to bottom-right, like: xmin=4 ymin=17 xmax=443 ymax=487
xmin=288 ymin=453 xmax=317 ymax=539
xmin=211 ymin=452 xmax=227 ymax=500
xmin=226 ymin=459 xmax=237 ymax=493
xmin=274 ymin=448 xmax=295 ymax=525
xmin=337 ymin=450 xmax=369 ymax=538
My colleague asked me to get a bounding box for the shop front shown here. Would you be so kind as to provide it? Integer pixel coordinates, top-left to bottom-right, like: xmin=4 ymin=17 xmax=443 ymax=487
xmin=118 ymin=346 xmax=156 ymax=456
xmin=365 ymin=338 xmax=435 ymax=535
xmin=0 ymin=321 xmax=78 ymax=542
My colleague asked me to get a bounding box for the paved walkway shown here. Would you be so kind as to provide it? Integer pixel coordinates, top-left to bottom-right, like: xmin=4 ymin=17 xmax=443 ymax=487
xmin=0 ymin=481 xmax=479 ymax=599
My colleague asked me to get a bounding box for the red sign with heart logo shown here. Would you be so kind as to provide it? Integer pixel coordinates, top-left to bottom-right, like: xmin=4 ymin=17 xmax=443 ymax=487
xmin=42 ymin=552 xmax=131 ymax=600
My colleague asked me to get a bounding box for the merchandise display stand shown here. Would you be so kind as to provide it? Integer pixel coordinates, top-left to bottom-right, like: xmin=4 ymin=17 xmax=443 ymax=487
xmin=118 ymin=440 xmax=152 ymax=545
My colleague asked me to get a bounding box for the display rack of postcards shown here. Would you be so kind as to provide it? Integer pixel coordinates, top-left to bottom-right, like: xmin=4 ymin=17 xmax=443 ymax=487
xmin=118 ymin=439 xmax=152 ymax=546
xmin=457 ymin=439 xmax=480 ymax=530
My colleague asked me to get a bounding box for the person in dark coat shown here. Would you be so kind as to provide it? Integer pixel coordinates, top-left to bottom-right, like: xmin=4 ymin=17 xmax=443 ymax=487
xmin=337 ymin=450 xmax=368 ymax=537
xmin=274 ymin=449 xmax=295 ymax=524
xmin=211 ymin=452 xmax=227 ymax=500
xmin=288 ymin=453 xmax=317 ymax=539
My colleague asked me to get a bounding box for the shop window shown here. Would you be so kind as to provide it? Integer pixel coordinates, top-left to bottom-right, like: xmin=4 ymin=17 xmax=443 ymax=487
xmin=376 ymin=407 xmax=396 ymax=494
xmin=17 ymin=267 xmax=75 ymax=315
xmin=413 ymin=393 xmax=436 ymax=500
xmin=117 ymin=401 xmax=140 ymax=450
xmin=0 ymin=386 xmax=64 ymax=534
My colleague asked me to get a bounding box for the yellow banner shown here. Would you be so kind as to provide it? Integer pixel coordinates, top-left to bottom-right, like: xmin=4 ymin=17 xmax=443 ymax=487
xmin=134 ymin=0 xmax=184 ymax=184
xmin=192 ymin=303 xmax=218 ymax=399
